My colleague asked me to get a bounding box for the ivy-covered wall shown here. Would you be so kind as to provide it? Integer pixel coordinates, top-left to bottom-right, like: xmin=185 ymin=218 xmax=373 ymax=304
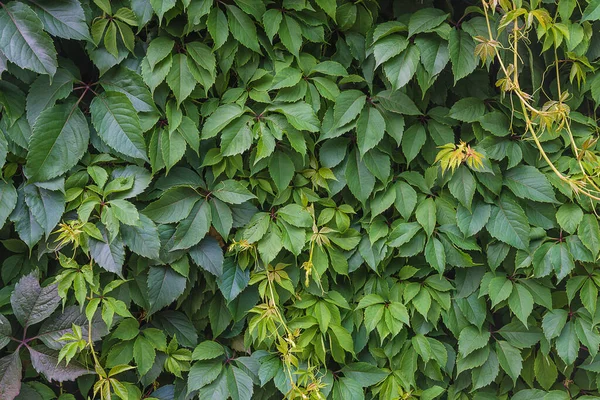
xmin=1 ymin=0 xmax=600 ymax=399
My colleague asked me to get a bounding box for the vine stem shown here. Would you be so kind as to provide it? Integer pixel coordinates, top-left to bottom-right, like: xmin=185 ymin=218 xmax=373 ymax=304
xmin=481 ymin=0 xmax=600 ymax=202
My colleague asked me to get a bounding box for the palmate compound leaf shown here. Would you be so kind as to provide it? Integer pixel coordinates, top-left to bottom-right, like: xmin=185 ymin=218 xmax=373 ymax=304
xmin=25 ymin=102 xmax=89 ymax=182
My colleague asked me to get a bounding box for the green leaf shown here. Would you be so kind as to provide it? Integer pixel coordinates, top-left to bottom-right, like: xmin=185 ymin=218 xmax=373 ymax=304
xmin=217 ymin=259 xmax=249 ymax=303
xmin=401 ymin=123 xmax=426 ymax=164
xmin=448 ymin=166 xmax=476 ymax=210
xmin=496 ymin=340 xmax=522 ymax=384
xmin=226 ymin=5 xmax=260 ymax=53
xmin=213 ymin=180 xmax=256 ymax=204
xmin=578 ymin=214 xmax=600 ymax=257
xmin=582 ymin=0 xmax=600 ymax=21
xmin=90 ymin=92 xmax=148 ymax=162
xmin=26 ymin=103 xmax=89 ymax=182
xmin=333 ymin=90 xmax=366 ymax=127
xmin=28 ymin=0 xmax=90 ymax=40
xmin=456 ymin=201 xmax=491 ymax=237
xmin=161 ymin=129 xmax=186 ymax=173
xmin=269 ymin=102 xmax=320 ymax=132
xmin=534 ymin=354 xmax=558 ymax=391
xmin=486 ymin=195 xmax=530 ymax=250
xmin=471 ymin=351 xmax=499 ymax=391
xmin=24 ymin=183 xmax=65 ymax=237
xmin=356 ymin=106 xmax=386 ymax=156
xmin=277 ymin=204 xmax=312 ymax=228
xmin=383 ymin=45 xmax=420 ymax=90
xmin=0 ymin=181 xmax=17 ymax=229
xmin=133 ymin=335 xmax=155 ymax=376
xmin=448 ymin=97 xmax=485 ymax=123
xmin=147 ymin=266 xmax=187 ymax=314
xmin=373 ymin=35 xmax=408 ymax=68
xmin=188 ymin=360 xmax=223 ymax=393
xmin=173 ymin=200 xmax=212 ymax=251
xmin=556 ymin=203 xmax=583 ymax=234
xmin=388 ymin=222 xmax=421 ymax=247
xmin=508 ymin=284 xmax=534 ymax=327
xmin=414 ymin=35 xmax=449 ymax=76
xmin=192 ymin=341 xmax=225 ymax=360
xmin=190 ymin=237 xmax=224 ymax=277
xmin=345 ymin=149 xmax=375 ymax=204
xmin=207 ymin=7 xmax=229 ymax=50
xmin=394 ymin=181 xmax=417 ymax=219
xmin=146 ymin=36 xmax=174 ymax=70
xmin=314 ymin=0 xmax=336 ymax=20
xmin=0 ymin=1 xmax=57 ymax=75
xmin=416 ymin=197 xmax=436 ymax=236
xmin=504 ymin=166 xmax=558 ymax=203
xmin=142 ymin=187 xmax=200 ymax=223
xmin=167 ymin=54 xmax=196 ymax=105
xmin=408 ymin=8 xmax=448 ymax=36
xmin=556 ymin=321 xmax=578 ymax=365
xmin=448 ymin=29 xmax=476 ymax=84
xmin=279 ymin=14 xmax=302 ymax=57
xmin=26 ymin=69 xmax=74 ymax=125
xmin=425 ymin=237 xmax=446 ymax=274
xmin=150 ymin=0 xmax=176 ymax=23
xmin=341 ymin=362 xmax=388 ymax=387
xmin=100 ymin=66 xmax=156 ymax=113
xmin=488 ymin=276 xmax=513 ymax=308
xmin=202 ymin=104 xmax=246 ymax=139
xmin=458 ymin=326 xmax=490 ymax=357
xmin=227 ymin=366 xmax=253 ymax=400
xmin=121 ymin=214 xmax=160 ymax=259
xmin=542 ymin=309 xmax=568 ymax=341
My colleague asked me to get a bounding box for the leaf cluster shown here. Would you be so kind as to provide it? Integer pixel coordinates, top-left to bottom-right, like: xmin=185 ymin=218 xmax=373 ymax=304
xmin=2 ymin=0 xmax=600 ymax=399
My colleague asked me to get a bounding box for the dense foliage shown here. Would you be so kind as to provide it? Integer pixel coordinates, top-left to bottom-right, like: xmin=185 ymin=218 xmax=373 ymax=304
xmin=3 ymin=0 xmax=600 ymax=398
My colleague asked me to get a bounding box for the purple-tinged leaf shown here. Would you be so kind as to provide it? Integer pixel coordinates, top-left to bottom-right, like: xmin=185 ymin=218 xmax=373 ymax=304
xmin=10 ymin=272 xmax=60 ymax=327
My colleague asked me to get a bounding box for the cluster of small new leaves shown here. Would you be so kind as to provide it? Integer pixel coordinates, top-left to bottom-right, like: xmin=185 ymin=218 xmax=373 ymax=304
xmin=2 ymin=0 xmax=600 ymax=399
